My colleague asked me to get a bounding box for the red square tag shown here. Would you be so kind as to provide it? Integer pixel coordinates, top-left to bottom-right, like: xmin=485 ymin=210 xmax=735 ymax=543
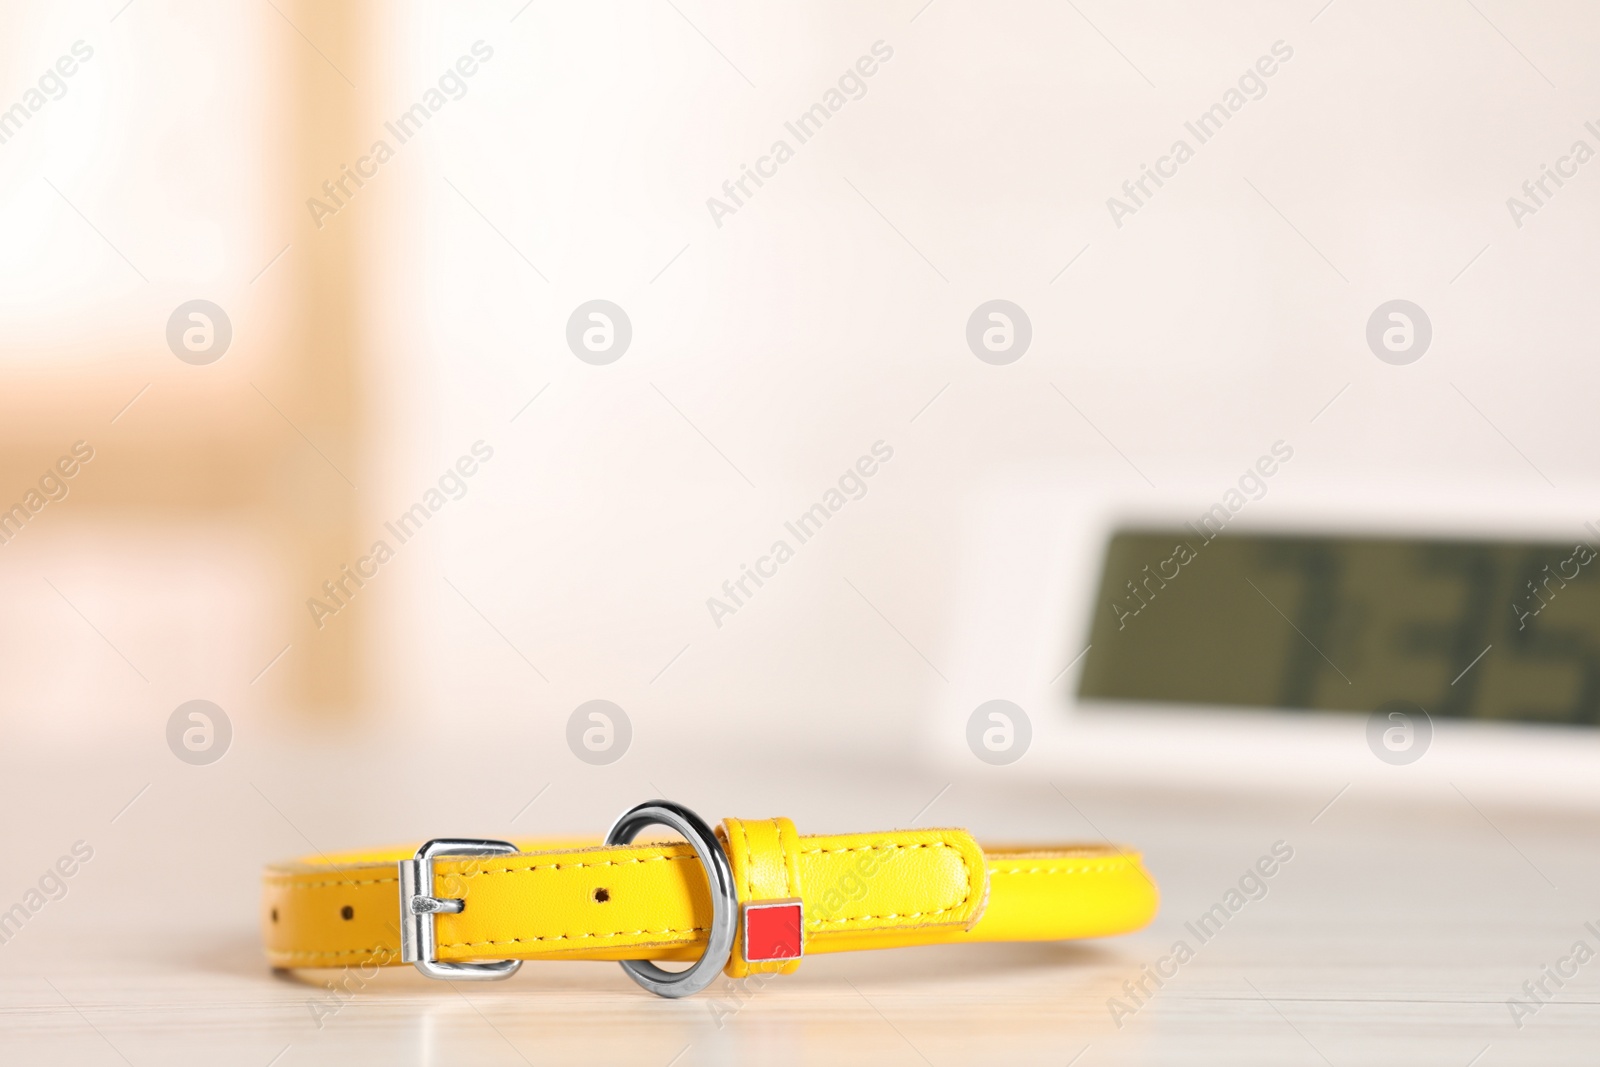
xmin=742 ymin=898 xmax=804 ymax=963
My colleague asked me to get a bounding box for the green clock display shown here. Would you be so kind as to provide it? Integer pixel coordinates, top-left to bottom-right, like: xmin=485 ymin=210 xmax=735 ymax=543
xmin=1078 ymin=530 xmax=1600 ymax=724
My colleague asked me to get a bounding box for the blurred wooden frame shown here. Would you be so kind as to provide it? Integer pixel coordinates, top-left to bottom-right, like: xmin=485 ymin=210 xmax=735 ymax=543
xmin=0 ymin=1 xmax=373 ymax=713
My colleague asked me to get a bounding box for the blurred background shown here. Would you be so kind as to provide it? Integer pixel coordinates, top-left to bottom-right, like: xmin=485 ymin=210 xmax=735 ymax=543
xmin=6 ymin=1 xmax=1600 ymax=1061
xmin=9 ymin=0 xmax=1599 ymax=763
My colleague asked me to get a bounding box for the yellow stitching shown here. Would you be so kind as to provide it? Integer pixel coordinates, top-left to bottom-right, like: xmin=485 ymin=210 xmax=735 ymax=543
xmin=780 ymin=819 xmax=793 ymax=897
xmin=263 ymin=876 xmax=398 ymax=889
xmin=268 ymin=854 xmax=697 ymax=891
xmin=990 ymin=864 xmax=1131 ymax=876
xmin=809 ymin=911 xmax=961 ymax=924
xmin=799 ymin=843 xmax=953 ymax=855
xmin=744 ymin=821 xmax=755 ymax=904
xmin=266 ymin=856 xmax=1126 ymax=893
xmin=449 ymin=855 xmax=695 ymax=879
xmin=440 ymin=927 xmax=707 ymax=948
xmin=269 ymin=946 xmax=392 ymax=960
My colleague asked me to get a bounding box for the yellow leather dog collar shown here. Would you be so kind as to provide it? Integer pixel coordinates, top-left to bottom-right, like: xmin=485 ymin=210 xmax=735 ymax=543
xmin=262 ymin=799 xmax=1158 ymax=997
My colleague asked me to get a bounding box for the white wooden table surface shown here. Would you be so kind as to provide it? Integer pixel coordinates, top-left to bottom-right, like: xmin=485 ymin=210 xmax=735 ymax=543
xmin=2 ymin=736 xmax=1595 ymax=1065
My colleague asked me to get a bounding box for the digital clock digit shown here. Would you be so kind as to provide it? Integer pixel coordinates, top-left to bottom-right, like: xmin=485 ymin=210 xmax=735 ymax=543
xmin=1078 ymin=531 xmax=1600 ymax=725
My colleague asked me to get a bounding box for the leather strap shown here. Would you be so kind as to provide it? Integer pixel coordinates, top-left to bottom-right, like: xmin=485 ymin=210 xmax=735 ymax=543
xmin=262 ymin=818 xmax=1157 ymax=976
xmin=722 ymin=817 xmax=805 ymax=977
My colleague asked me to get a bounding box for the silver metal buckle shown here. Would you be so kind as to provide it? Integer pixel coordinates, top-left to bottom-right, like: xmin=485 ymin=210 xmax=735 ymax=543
xmin=398 ymin=838 xmax=523 ymax=981
xmin=605 ymin=800 xmax=738 ymax=998
xmin=398 ymin=803 xmax=735 ymax=996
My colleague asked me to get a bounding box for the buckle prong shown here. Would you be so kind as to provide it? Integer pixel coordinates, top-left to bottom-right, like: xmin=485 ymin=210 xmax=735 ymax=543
xmin=410 ymin=895 xmax=463 ymax=915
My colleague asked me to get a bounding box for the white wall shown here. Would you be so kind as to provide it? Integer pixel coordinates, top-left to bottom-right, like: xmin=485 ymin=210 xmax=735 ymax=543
xmin=351 ymin=1 xmax=1600 ymax=767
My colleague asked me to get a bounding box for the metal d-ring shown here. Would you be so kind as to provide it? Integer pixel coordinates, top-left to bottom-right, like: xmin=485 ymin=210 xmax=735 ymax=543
xmin=604 ymin=800 xmax=737 ymax=998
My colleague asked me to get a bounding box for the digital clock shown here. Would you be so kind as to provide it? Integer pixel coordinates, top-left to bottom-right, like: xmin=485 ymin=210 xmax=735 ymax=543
xmin=929 ymin=482 xmax=1600 ymax=804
